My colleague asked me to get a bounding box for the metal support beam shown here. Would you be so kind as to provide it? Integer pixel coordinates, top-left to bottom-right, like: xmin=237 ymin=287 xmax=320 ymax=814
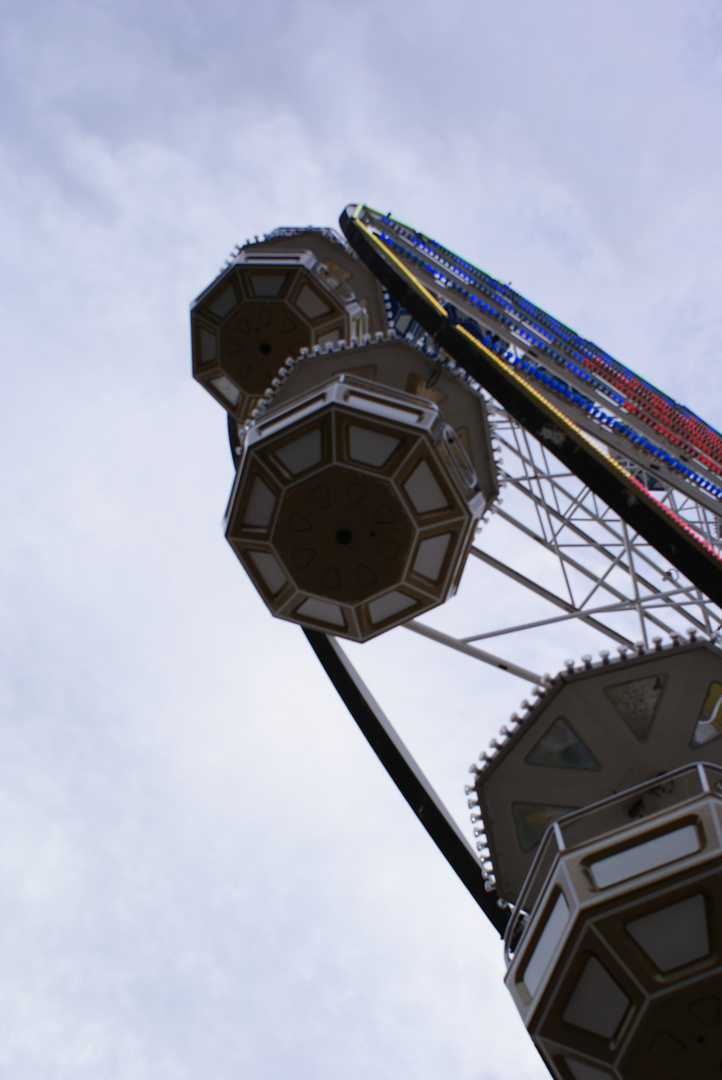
xmin=469 ymin=544 xmax=634 ymax=647
xmin=304 ymin=629 xmax=510 ymax=935
xmin=404 ymin=619 xmax=542 ymax=683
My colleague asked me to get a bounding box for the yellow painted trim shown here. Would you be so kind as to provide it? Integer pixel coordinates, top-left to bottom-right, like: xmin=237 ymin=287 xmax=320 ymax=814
xmin=454 ymin=329 xmax=722 ymax=560
xmin=454 ymin=326 xmax=638 ymax=486
xmin=351 ymin=216 xmax=719 ymax=564
xmin=355 ymin=220 xmax=448 ymax=319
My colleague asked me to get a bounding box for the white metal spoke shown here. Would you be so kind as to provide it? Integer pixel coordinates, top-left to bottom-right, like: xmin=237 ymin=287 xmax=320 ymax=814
xmin=468 ymin=544 xmax=635 ymax=646
xmin=403 ymin=620 xmax=542 ymax=683
xmin=621 ymin=521 xmax=649 ymax=648
xmin=407 ymin=402 xmax=722 ymax=676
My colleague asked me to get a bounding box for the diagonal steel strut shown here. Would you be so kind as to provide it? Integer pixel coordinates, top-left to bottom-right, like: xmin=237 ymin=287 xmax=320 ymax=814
xmin=304 ymin=629 xmax=510 ymax=935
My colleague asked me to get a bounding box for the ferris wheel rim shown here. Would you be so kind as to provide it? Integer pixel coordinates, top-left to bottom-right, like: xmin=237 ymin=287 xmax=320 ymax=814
xmin=339 ymin=206 xmax=722 ymax=609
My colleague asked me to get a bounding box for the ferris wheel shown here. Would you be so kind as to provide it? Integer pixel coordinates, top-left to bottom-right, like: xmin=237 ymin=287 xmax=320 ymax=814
xmin=191 ymin=205 xmax=722 ymax=1080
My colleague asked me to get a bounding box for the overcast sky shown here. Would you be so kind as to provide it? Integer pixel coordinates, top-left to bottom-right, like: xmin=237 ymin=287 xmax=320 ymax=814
xmin=2 ymin=1 xmax=722 ymax=1078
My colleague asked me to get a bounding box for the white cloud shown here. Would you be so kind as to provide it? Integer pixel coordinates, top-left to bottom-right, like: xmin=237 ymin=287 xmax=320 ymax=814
xmin=1 ymin=0 xmax=721 ymax=1076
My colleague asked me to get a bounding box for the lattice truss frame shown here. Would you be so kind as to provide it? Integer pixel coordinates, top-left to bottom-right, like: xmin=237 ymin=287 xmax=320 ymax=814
xmin=402 ymin=392 xmax=722 ymax=690
xmin=218 ymin=214 xmax=722 ymax=691
xmin=201 ymin=212 xmax=722 ymax=934
xmin=337 ymin=205 xmax=722 ymax=678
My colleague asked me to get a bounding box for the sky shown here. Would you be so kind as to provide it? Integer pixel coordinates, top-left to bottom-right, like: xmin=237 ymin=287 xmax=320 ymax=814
xmin=1 ymin=1 xmax=722 ymax=1077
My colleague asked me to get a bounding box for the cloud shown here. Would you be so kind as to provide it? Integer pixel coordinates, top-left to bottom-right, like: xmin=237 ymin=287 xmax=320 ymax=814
xmin=1 ymin=0 xmax=722 ymax=1076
